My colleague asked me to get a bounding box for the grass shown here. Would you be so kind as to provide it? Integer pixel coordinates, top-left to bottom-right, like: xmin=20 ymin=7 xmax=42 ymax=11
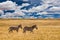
xmin=0 ymin=19 xmax=60 ymax=40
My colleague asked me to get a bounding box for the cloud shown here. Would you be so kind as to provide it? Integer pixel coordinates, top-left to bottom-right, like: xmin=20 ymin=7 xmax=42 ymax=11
xmin=49 ymin=7 xmax=60 ymax=11
xmin=45 ymin=15 xmax=55 ymax=19
xmin=20 ymin=2 xmax=60 ymax=18
xmin=42 ymin=0 xmax=60 ymax=14
xmin=0 ymin=10 xmax=4 ymax=15
xmin=27 ymin=4 xmax=50 ymax=12
xmin=46 ymin=6 xmax=60 ymax=14
xmin=29 ymin=16 xmax=37 ymax=19
xmin=23 ymin=0 xmax=28 ymax=2
xmin=0 ymin=1 xmax=27 ymax=18
xmin=42 ymin=0 xmax=55 ymax=3
xmin=0 ymin=8 xmax=25 ymax=18
xmin=0 ymin=12 xmax=14 ymax=18
xmin=21 ymin=3 xmax=50 ymax=15
xmin=22 ymin=4 xmax=50 ymax=13
xmin=0 ymin=0 xmax=60 ymax=19
xmin=22 ymin=3 xmax=30 ymax=7
xmin=42 ymin=0 xmax=60 ymax=6
xmin=0 ymin=11 xmax=25 ymax=18
xmin=37 ymin=11 xmax=48 ymax=15
xmin=0 ymin=1 xmax=17 ymax=10
xmin=14 ymin=10 xmax=25 ymax=16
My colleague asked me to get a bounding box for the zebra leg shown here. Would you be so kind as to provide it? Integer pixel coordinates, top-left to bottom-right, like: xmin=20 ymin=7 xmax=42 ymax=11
xmin=9 ymin=30 xmax=13 ymax=33
xmin=8 ymin=28 xmax=11 ymax=32
xmin=30 ymin=30 xmax=34 ymax=33
xmin=30 ymin=30 xmax=33 ymax=32
xmin=23 ymin=30 xmax=26 ymax=33
xmin=16 ymin=29 xmax=18 ymax=32
xmin=9 ymin=30 xmax=11 ymax=32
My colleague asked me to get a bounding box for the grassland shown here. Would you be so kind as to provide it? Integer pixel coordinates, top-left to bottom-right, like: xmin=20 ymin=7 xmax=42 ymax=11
xmin=0 ymin=19 xmax=60 ymax=40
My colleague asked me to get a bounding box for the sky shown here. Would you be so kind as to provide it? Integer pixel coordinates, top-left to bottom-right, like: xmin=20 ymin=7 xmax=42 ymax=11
xmin=0 ymin=0 xmax=60 ymax=19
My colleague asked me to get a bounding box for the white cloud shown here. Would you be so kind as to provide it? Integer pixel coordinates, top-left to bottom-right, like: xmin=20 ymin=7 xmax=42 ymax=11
xmin=0 ymin=15 xmax=6 ymax=18
xmin=46 ymin=6 xmax=60 ymax=14
xmin=37 ymin=11 xmax=48 ymax=15
xmin=29 ymin=16 xmax=37 ymax=19
xmin=14 ymin=10 xmax=25 ymax=16
xmin=43 ymin=0 xmax=55 ymax=4
xmin=23 ymin=0 xmax=28 ymax=1
xmin=28 ymin=4 xmax=50 ymax=12
xmin=0 ymin=10 xmax=4 ymax=15
xmin=42 ymin=0 xmax=60 ymax=14
xmin=0 ymin=1 xmax=26 ymax=18
xmin=0 ymin=1 xmax=17 ymax=10
xmin=0 ymin=11 xmax=25 ymax=18
xmin=22 ymin=3 xmax=30 ymax=6
xmin=0 ymin=12 xmax=14 ymax=18
xmin=43 ymin=0 xmax=60 ymax=6
xmin=49 ymin=7 xmax=60 ymax=11
xmin=0 ymin=0 xmax=60 ymax=19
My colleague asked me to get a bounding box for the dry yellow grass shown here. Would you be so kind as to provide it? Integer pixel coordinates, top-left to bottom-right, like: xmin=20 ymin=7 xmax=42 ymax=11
xmin=0 ymin=19 xmax=60 ymax=40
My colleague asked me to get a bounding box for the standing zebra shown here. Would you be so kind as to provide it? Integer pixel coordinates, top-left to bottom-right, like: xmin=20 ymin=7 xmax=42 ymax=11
xmin=8 ymin=24 xmax=22 ymax=32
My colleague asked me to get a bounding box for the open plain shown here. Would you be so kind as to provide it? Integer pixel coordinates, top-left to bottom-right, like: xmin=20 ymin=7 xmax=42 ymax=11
xmin=0 ymin=19 xmax=60 ymax=40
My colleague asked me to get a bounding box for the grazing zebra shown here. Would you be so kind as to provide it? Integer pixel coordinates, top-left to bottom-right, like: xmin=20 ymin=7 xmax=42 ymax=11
xmin=23 ymin=25 xmax=38 ymax=33
xmin=8 ymin=24 xmax=22 ymax=32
